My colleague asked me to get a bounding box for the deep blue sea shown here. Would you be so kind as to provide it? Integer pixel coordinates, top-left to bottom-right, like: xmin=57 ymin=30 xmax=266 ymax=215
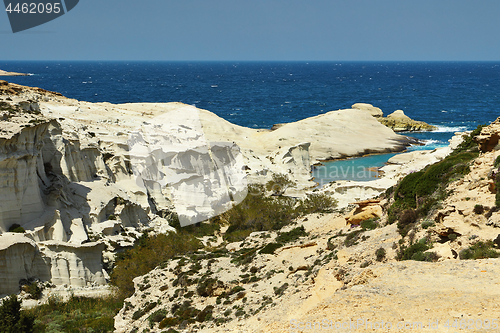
xmin=2 ymin=61 xmax=500 ymax=183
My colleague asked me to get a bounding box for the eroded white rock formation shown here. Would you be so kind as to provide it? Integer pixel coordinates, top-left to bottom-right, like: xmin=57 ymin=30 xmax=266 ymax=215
xmin=0 ymin=82 xmax=414 ymax=296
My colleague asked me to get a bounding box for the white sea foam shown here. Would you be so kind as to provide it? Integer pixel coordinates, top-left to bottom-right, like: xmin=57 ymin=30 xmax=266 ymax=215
xmin=432 ymin=125 xmax=468 ymax=133
xmin=422 ymin=139 xmax=442 ymax=146
xmin=410 ymin=139 xmax=447 ymax=150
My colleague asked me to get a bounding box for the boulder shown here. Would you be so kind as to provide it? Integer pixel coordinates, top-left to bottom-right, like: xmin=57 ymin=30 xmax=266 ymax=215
xmin=351 ymin=103 xmax=383 ymax=117
xmin=345 ymin=200 xmax=382 ymax=225
xmin=378 ymin=110 xmax=437 ymax=132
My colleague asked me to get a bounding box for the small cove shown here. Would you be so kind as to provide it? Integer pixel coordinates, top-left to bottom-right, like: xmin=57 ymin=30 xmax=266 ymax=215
xmin=312 ymin=137 xmax=450 ymax=186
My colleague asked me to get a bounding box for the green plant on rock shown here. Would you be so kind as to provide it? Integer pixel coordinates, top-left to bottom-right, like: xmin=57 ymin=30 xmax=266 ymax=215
xmin=276 ymin=226 xmax=308 ymax=243
xmin=421 ymin=220 xmax=435 ymax=229
xmin=196 ymin=277 xmax=223 ymax=297
xmin=459 ymin=241 xmax=500 ymax=259
xmin=265 ymin=173 xmax=296 ymax=196
xmin=8 ymin=224 xmax=25 ymax=233
xmin=25 ymin=294 xmax=121 ymax=333
xmin=259 ymin=242 xmax=282 ymax=255
xmin=344 ymin=229 xmax=363 ymax=247
xmin=216 ymin=184 xmax=298 ymax=242
xmin=473 ymin=204 xmax=485 ymax=215
xmin=360 ymin=218 xmax=379 ymax=230
xmin=25 ymin=282 xmax=42 ymax=300
xmin=496 ymin=173 xmax=500 ymax=207
xmin=397 ymin=238 xmax=437 ymax=262
xmin=148 ymin=309 xmax=168 ymax=327
xmin=375 ymin=247 xmax=386 ymax=262
xmin=296 ymin=192 xmax=337 ymax=214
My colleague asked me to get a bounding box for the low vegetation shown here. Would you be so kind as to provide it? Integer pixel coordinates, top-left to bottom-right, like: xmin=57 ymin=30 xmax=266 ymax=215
xmin=0 ymin=295 xmax=35 ymax=333
xmin=396 ymin=237 xmax=439 ymax=262
xmin=459 ymin=241 xmax=500 ymax=260
xmin=387 ymin=125 xmax=484 ymax=239
xmin=19 ymin=175 xmax=337 ymax=332
xmin=111 ymin=230 xmax=203 ymax=298
xmin=25 ymin=295 xmax=122 ymax=333
xmin=215 ymin=182 xmax=336 ymax=242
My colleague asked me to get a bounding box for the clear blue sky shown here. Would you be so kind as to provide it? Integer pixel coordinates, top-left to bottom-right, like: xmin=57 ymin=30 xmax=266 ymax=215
xmin=1 ymin=0 xmax=499 ymax=61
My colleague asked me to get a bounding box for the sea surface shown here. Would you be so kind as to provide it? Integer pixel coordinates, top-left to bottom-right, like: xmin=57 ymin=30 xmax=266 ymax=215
xmin=2 ymin=61 xmax=500 ymax=183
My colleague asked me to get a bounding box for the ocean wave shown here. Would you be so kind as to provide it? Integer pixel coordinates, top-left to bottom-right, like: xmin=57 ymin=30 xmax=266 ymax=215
xmin=410 ymin=139 xmax=447 ymax=150
xmin=422 ymin=139 xmax=442 ymax=146
xmin=432 ymin=125 xmax=468 ymax=133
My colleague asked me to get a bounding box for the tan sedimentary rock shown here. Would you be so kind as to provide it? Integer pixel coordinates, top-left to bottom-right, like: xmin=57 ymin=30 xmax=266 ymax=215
xmin=475 ymin=117 xmax=500 ymax=152
xmin=378 ymin=109 xmax=437 ymax=132
xmin=345 ymin=200 xmax=383 ymax=225
xmin=351 ymin=103 xmax=384 ymax=117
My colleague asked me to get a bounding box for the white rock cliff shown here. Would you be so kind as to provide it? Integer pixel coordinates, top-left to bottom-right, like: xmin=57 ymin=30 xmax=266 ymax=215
xmin=0 ymin=82 xmax=414 ymax=296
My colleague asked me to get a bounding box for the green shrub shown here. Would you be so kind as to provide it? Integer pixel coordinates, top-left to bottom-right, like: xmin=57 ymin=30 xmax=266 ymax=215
xmin=459 ymin=241 xmax=500 ymax=259
xmin=196 ymin=305 xmax=214 ymax=322
xmin=495 ymin=155 xmax=500 ymax=168
xmin=375 ymin=247 xmax=386 ymax=262
xmin=217 ymin=185 xmax=298 ymax=241
xmin=397 ymin=238 xmax=436 ymax=261
xmin=196 ymin=277 xmax=222 ymax=297
xmin=388 ymin=127 xmax=482 ymax=228
xmin=25 ymin=295 xmax=121 ymax=333
xmin=149 ymin=309 xmax=168 ymax=327
xmin=8 ymin=224 xmax=25 ymax=233
xmin=0 ymin=295 xmax=34 ymax=333
xmin=265 ymin=173 xmax=296 ymax=196
xmin=159 ymin=317 xmax=179 ymax=329
xmin=259 ymin=242 xmax=282 ymax=255
xmin=230 ymin=247 xmax=259 ymax=266
xmin=296 ymin=193 xmax=337 ymax=214
xmin=217 ymin=185 xmax=336 ymax=243
xmin=344 ymin=229 xmax=363 ymax=247
xmin=275 ymin=226 xmax=308 ymax=244
xmin=111 ymin=232 xmax=201 ymax=298
xmin=26 ymin=282 xmax=42 ymax=300
xmin=243 ymin=223 xmax=309 ymax=256
xmin=132 ymin=309 xmax=146 ymax=320
xmin=421 ymin=220 xmax=435 ymax=229
xmin=473 ymin=204 xmax=485 ymax=215
xmin=273 ymin=283 xmax=289 ymax=296
xmin=361 ymin=218 xmax=379 ymax=231
xmin=496 ymin=173 xmax=500 ymax=207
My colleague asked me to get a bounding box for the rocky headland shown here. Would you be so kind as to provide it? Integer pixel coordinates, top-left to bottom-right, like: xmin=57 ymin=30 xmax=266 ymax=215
xmin=352 ymin=103 xmax=437 ymax=132
xmin=0 ymin=69 xmax=29 ymax=76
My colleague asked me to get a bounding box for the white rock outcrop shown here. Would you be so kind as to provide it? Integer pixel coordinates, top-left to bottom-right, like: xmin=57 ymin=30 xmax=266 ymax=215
xmin=0 ymin=82 xmax=414 ymax=296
